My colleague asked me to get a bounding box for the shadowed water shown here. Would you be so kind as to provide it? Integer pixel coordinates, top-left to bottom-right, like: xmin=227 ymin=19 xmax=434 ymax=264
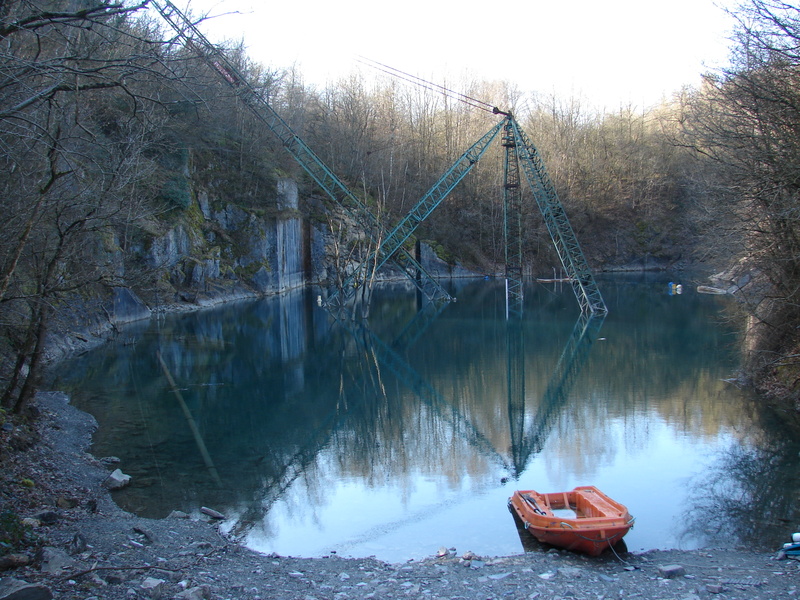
xmin=51 ymin=273 xmax=800 ymax=561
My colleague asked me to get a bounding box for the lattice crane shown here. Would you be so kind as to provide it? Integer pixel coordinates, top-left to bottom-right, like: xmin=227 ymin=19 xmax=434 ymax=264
xmin=152 ymin=2 xmax=605 ymax=316
xmin=329 ymin=109 xmax=607 ymax=315
xmin=348 ymin=59 xmax=607 ymax=315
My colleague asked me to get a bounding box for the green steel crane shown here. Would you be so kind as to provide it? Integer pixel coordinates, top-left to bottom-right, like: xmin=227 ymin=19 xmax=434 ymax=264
xmin=149 ymin=0 xmax=450 ymax=305
xmin=152 ymin=0 xmax=605 ymax=316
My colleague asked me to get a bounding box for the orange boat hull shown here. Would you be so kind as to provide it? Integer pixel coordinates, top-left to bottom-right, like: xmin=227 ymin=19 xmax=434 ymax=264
xmin=508 ymin=486 xmax=634 ymax=556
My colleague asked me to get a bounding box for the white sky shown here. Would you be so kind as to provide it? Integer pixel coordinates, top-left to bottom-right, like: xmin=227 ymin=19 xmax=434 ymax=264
xmin=176 ymin=0 xmax=739 ymax=111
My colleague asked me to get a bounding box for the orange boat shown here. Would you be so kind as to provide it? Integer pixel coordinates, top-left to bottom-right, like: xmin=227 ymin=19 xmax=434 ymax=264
xmin=508 ymin=486 xmax=634 ymax=556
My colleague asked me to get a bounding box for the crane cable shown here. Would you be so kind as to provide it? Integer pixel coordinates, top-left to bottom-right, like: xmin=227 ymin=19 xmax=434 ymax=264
xmin=355 ymin=56 xmax=508 ymax=116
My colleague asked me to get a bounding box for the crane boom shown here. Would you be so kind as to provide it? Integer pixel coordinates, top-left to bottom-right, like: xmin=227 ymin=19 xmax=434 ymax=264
xmin=511 ymin=120 xmax=607 ymax=315
xmin=150 ymin=0 xmax=450 ymax=304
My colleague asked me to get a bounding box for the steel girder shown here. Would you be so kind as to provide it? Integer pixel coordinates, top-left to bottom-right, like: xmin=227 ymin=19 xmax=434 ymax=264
xmin=325 ymin=119 xmax=505 ymax=309
xmin=502 ymin=117 xmax=525 ymax=318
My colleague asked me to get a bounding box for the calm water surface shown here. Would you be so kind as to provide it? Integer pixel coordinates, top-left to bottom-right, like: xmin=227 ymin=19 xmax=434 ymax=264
xmin=52 ymin=274 xmax=800 ymax=561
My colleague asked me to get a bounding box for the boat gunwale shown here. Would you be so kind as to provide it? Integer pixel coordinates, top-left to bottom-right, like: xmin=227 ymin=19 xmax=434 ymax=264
xmin=512 ymin=487 xmax=631 ymax=521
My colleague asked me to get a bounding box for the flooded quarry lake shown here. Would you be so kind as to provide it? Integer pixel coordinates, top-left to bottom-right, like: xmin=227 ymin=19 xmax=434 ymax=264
xmin=52 ymin=273 xmax=800 ymax=562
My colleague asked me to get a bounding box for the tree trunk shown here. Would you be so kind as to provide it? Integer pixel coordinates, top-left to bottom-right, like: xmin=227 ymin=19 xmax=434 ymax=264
xmin=0 ymin=303 xmax=40 ymax=409
xmin=13 ymin=305 xmax=48 ymax=414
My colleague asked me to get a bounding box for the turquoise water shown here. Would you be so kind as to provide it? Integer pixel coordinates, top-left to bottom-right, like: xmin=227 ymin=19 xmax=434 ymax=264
xmin=52 ymin=273 xmax=800 ymax=561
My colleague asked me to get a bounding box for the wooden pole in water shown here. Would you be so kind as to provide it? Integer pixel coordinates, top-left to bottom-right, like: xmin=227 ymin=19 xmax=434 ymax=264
xmin=156 ymin=350 xmax=222 ymax=486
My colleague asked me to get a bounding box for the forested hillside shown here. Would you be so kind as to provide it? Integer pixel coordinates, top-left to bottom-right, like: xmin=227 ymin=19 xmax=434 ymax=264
xmin=1 ymin=0 xmax=800 ymax=420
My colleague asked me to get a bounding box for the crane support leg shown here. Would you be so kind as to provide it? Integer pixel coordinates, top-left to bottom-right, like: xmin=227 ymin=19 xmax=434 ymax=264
xmin=511 ymin=119 xmax=607 ymax=315
xmin=326 ymin=118 xmax=505 ymax=309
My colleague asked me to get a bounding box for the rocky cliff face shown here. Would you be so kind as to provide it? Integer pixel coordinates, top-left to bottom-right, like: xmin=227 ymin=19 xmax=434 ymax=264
xmin=123 ymin=177 xmax=467 ymax=320
xmin=136 ymin=178 xmax=327 ymax=310
xmin=44 ymin=176 xmax=472 ymax=364
xmin=44 ymin=179 xmax=327 ymax=362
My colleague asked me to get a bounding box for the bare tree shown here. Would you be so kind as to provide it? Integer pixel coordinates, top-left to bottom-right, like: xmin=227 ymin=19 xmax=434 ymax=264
xmin=683 ymin=0 xmax=800 ymax=399
xmin=0 ymin=0 xmax=187 ymax=412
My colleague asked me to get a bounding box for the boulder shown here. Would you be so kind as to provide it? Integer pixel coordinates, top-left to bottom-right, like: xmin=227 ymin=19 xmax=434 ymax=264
xmin=67 ymin=532 xmax=88 ymax=555
xmin=37 ymin=547 xmax=73 ymax=575
xmin=34 ymin=511 xmax=58 ymax=525
xmin=658 ymin=564 xmax=686 ymax=579
xmin=200 ymin=506 xmax=224 ymax=520
xmin=0 ymin=554 xmax=30 ymax=571
xmin=133 ymin=526 xmax=156 ymax=544
xmin=110 ymin=287 xmax=151 ymax=325
xmin=175 ymin=586 xmax=209 ymax=600
xmin=0 ymin=578 xmax=53 ymax=600
xmin=558 ymin=566 xmax=584 ymax=578
xmin=140 ymin=577 xmax=165 ymax=599
xmin=103 ymin=468 xmax=131 ymax=490
xmin=55 ymin=497 xmax=78 ymax=509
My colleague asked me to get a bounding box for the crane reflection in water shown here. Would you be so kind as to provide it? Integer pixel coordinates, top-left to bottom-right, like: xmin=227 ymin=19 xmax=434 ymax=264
xmin=55 ymin=276 xmax=769 ymax=559
xmin=204 ymin=283 xmax=606 ymax=546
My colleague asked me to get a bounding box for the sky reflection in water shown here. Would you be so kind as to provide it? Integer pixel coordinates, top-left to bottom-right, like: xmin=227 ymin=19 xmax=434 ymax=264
xmin=53 ymin=274 xmax=800 ymax=561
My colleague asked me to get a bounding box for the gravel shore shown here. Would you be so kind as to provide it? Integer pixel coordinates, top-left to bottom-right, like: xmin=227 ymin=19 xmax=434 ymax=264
xmin=1 ymin=391 xmax=797 ymax=600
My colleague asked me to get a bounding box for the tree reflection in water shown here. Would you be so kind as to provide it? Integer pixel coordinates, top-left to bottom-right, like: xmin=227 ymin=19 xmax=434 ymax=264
xmin=682 ymin=404 xmax=800 ymax=550
xmin=53 ymin=275 xmax=772 ymax=559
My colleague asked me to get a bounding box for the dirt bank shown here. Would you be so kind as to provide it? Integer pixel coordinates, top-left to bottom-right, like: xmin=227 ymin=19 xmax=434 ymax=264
xmin=1 ymin=392 xmax=797 ymax=600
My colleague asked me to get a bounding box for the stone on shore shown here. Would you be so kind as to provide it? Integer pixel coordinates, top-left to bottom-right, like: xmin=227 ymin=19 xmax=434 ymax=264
xmin=140 ymin=577 xmax=165 ymax=599
xmin=37 ymin=547 xmax=73 ymax=575
xmin=658 ymin=564 xmax=686 ymax=578
xmin=103 ymin=468 xmax=131 ymax=490
xmin=0 ymin=554 xmax=30 ymax=571
xmin=175 ymin=586 xmax=210 ymax=600
xmin=200 ymin=506 xmax=224 ymax=519
xmin=0 ymin=578 xmax=53 ymax=600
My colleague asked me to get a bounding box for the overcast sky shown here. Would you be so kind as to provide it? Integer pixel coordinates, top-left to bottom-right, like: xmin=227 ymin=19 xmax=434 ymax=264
xmin=177 ymin=0 xmax=739 ymax=110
